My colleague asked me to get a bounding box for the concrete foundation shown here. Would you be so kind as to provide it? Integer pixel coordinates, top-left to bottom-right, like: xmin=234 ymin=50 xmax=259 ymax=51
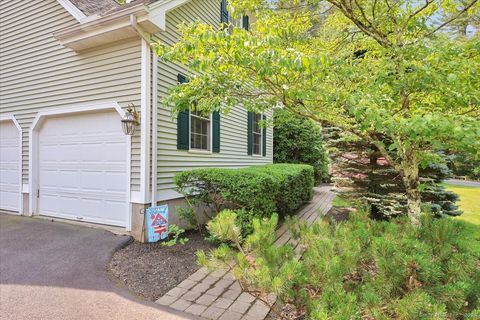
xmin=130 ymin=202 xmax=151 ymax=242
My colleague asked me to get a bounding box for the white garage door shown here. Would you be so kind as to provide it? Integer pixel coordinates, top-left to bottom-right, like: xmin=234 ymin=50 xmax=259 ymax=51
xmin=37 ymin=110 xmax=128 ymax=227
xmin=0 ymin=120 xmax=21 ymax=212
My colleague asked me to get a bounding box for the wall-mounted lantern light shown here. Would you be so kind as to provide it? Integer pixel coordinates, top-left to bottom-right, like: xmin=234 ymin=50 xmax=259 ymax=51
xmin=121 ymin=103 xmax=140 ymax=135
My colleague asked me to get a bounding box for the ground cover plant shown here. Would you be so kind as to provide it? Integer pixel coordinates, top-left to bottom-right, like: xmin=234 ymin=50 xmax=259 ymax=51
xmin=175 ymin=163 xmax=314 ymax=234
xmin=199 ymin=209 xmax=480 ymax=319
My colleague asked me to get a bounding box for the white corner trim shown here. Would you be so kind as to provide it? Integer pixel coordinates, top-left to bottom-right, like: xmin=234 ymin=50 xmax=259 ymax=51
xmin=130 ymin=191 xmax=151 ymax=204
xmin=27 ymin=101 xmax=132 ymax=231
xmin=56 ymin=0 xmax=88 ymax=22
xmin=140 ymin=39 xmax=152 ymax=204
xmin=0 ymin=115 xmax=23 ymax=215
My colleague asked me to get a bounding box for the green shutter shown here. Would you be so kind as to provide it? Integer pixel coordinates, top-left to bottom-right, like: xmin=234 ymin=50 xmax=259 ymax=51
xmin=242 ymin=15 xmax=249 ymax=31
xmin=220 ymin=0 xmax=229 ymax=25
xmin=247 ymin=111 xmax=253 ymax=155
xmin=177 ymin=110 xmax=189 ymax=150
xmin=177 ymin=73 xmax=189 ymax=150
xmin=212 ymin=111 xmax=220 ymax=153
xmin=262 ymin=114 xmax=267 ymax=156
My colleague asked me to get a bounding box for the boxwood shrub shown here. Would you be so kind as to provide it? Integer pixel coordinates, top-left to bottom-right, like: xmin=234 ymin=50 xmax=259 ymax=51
xmin=174 ymin=164 xmax=314 ymax=233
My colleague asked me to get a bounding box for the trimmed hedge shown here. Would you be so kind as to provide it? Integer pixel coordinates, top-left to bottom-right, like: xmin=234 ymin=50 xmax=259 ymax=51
xmin=174 ymin=164 xmax=314 ymax=231
xmin=246 ymin=164 xmax=314 ymax=214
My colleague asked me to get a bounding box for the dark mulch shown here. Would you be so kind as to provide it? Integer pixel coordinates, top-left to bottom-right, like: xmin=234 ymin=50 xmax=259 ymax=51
xmin=325 ymin=207 xmax=351 ymax=222
xmin=107 ymin=231 xmax=214 ymax=301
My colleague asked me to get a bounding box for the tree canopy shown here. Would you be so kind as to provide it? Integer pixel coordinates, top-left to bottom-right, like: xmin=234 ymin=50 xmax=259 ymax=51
xmin=154 ymin=0 xmax=480 ymax=226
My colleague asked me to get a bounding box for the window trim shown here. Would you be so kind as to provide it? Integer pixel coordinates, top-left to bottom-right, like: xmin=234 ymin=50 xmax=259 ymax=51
xmin=189 ymin=109 xmax=213 ymax=154
xmin=252 ymin=112 xmax=263 ymax=156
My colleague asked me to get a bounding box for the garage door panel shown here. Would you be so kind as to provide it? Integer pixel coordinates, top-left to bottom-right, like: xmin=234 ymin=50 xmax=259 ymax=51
xmin=38 ymin=110 xmax=127 ymax=227
xmin=0 ymin=120 xmax=20 ymax=212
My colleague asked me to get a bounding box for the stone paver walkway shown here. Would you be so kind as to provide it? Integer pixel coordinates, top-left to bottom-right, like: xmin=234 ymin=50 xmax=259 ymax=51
xmin=156 ymin=185 xmax=335 ymax=320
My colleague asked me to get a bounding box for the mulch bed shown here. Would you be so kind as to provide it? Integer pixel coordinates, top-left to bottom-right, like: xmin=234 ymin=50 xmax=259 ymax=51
xmin=325 ymin=207 xmax=351 ymax=222
xmin=107 ymin=231 xmax=214 ymax=301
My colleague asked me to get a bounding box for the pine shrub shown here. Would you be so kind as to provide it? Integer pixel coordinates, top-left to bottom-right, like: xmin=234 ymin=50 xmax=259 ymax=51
xmin=199 ymin=209 xmax=480 ymax=319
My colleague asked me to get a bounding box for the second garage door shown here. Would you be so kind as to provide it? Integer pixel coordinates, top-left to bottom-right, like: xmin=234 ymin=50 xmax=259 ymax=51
xmin=37 ymin=110 xmax=128 ymax=227
xmin=0 ymin=120 xmax=21 ymax=212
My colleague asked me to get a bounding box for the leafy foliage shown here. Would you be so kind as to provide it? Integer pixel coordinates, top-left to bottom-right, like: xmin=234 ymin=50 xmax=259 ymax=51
xmin=174 ymin=164 xmax=314 ymax=235
xmin=274 ymin=109 xmax=330 ymax=183
xmin=161 ymin=224 xmax=189 ymax=247
xmin=154 ymin=0 xmax=480 ymax=226
xmin=451 ymin=153 xmax=480 ymax=180
xmin=200 ymin=209 xmax=480 ymax=319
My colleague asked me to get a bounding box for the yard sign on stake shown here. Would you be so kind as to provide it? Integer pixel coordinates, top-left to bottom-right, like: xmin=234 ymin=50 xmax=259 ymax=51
xmin=146 ymin=205 xmax=169 ymax=243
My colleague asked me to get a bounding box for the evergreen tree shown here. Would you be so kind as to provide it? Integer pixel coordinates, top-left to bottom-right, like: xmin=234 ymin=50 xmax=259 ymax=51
xmin=273 ymin=109 xmax=329 ymax=183
xmin=323 ymin=127 xmax=461 ymax=218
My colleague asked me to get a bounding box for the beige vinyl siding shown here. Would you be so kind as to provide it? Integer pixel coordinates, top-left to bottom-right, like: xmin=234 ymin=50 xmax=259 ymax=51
xmin=155 ymin=0 xmax=273 ymax=194
xmin=0 ymin=0 xmax=142 ymax=190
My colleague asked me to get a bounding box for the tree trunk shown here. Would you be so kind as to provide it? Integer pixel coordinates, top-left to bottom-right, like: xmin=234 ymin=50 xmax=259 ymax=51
xmin=405 ymin=183 xmax=421 ymax=227
xmin=401 ymin=152 xmax=422 ymax=227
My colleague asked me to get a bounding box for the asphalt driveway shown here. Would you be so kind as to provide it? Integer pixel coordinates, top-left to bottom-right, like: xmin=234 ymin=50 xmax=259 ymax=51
xmin=0 ymin=214 xmax=190 ymax=320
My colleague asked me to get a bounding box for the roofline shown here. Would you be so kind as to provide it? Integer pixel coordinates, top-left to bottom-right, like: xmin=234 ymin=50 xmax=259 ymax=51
xmin=53 ymin=0 xmax=192 ymax=51
xmin=54 ymin=3 xmax=149 ymax=38
xmin=57 ymin=0 xmax=88 ymax=22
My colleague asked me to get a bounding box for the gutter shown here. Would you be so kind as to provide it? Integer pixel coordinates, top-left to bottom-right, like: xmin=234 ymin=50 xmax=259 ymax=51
xmin=53 ymin=4 xmax=159 ymax=51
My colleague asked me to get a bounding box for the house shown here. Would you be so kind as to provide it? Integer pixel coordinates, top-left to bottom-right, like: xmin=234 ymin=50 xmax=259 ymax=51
xmin=0 ymin=0 xmax=272 ymax=241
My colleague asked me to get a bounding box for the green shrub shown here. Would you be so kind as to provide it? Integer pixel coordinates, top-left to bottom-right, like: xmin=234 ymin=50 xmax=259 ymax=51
xmin=274 ymin=109 xmax=330 ymax=183
xmin=199 ymin=209 xmax=480 ymax=319
xmin=174 ymin=164 xmax=314 ymax=234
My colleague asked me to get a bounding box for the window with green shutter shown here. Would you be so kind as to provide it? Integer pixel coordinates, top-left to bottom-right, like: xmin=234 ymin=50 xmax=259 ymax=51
xmin=176 ymin=73 xmax=220 ymax=153
xmin=247 ymin=111 xmax=266 ymax=156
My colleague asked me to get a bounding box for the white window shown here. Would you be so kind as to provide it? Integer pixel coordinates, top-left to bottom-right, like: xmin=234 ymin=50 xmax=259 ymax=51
xmin=190 ymin=110 xmax=211 ymax=151
xmin=252 ymin=113 xmax=262 ymax=155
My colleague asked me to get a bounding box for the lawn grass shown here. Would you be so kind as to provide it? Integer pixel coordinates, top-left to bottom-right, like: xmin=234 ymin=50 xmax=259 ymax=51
xmin=443 ymin=183 xmax=480 ymax=255
xmin=443 ymin=183 xmax=480 ymax=225
xmin=332 ymin=195 xmax=353 ymax=208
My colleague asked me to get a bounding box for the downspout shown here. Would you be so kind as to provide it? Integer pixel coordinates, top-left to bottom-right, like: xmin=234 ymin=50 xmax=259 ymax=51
xmin=150 ymin=48 xmax=158 ymax=206
xmin=131 ymin=14 xmax=158 ymax=207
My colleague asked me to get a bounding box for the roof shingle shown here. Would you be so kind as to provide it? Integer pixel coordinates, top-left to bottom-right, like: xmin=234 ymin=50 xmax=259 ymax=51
xmin=69 ymin=0 xmax=121 ymax=16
